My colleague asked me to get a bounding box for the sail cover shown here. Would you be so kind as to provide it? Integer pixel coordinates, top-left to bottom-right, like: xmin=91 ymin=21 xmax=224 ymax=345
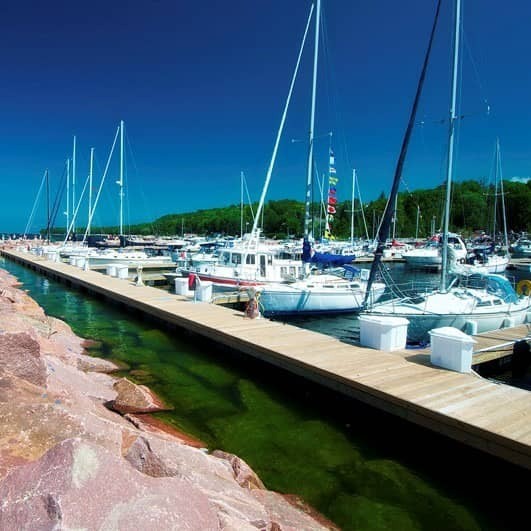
xmin=302 ymin=239 xmax=355 ymax=267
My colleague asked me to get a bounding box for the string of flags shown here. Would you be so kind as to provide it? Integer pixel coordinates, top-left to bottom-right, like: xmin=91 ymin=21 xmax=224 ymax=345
xmin=324 ymin=149 xmax=338 ymax=240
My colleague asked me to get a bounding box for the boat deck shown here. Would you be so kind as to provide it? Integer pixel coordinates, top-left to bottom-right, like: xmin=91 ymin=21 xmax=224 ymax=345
xmin=2 ymin=247 xmax=531 ymax=470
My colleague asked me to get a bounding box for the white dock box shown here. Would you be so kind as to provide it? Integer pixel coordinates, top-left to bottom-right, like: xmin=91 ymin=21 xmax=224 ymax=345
xmin=195 ymin=281 xmax=213 ymax=302
xmin=174 ymin=277 xmax=192 ymax=296
xmin=115 ymin=265 xmax=129 ymax=279
xmin=429 ymin=327 xmax=476 ymax=373
xmin=359 ymin=315 xmax=409 ymax=351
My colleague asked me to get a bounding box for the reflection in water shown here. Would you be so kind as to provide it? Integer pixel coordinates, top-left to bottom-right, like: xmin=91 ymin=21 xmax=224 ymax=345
xmin=0 ymin=257 xmax=528 ymax=531
xmin=42 ymin=277 xmax=49 ymax=295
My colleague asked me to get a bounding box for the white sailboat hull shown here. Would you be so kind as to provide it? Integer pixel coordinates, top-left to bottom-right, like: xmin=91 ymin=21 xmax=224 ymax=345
xmin=259 ymin=279 xmax=386 ymax=317
xmin=403 ymin=250 xmax=441 ymax=269
xmin=86 ymin=256 xmax=173 ymax=266
xmin=365 ymin=289 xmax=531 ymax=343
xmin=403 ymin=234 xmax=467 ymax=270
xmin=457 ymin=255 xmax=509 ymax=275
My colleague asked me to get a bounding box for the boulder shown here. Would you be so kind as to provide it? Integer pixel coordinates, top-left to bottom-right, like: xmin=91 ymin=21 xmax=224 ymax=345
xmin=123 ymin=435 xmax=272 ymax=527
xmin=0 ymin=438 xmax=220 ymax=530
xmin=213 ymin=449 xmax=266 ymax=490
xmin=0 ymin=332 xmax=47 ymax=386
xmin=123 ymin=436 xmax=333 ymax=530
xmin=107 ymin=377 xmax=172 ymax=414
xmin=0 ymin=369 xmax=128 ymax=481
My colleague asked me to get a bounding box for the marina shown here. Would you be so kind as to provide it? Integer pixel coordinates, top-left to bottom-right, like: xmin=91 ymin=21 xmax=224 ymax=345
xmin=3 ymin=246 xmax=531 ymax=473
xmin=2 ymin=1 xmax=531 ymax=527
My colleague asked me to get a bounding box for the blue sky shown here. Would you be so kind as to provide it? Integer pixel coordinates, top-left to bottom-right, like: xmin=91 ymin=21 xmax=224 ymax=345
xmin=1 ymin=0 xmax=530 ymax=233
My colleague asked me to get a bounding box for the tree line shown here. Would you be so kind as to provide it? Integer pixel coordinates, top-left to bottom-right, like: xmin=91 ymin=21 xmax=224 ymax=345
xmin=56 ymin=179 xmax=531 ymax=240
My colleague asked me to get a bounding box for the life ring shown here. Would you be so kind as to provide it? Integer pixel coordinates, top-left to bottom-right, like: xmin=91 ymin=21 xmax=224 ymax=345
xmin=516 ymin=279 xmax=531 ymax=296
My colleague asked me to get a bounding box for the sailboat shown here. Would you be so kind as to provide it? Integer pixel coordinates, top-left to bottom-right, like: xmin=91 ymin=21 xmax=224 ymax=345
xmin=258 ymin=0 xmax=385 ymax=317
xmin=360 ymin=0 xmax=531 ymax=343
xmin=455 ymin=138 xmax=509 ymax=275
xmin=179 ymin=7 xmax=317 ymax=291
xmin=60 ymin=123 xmax=173 ymax=268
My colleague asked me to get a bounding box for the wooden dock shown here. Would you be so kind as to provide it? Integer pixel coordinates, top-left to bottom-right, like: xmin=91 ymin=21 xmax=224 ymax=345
xmin=2 ymin=247 xmax=531 ymax=470
xmin=392 ymin=326 xmax=531 ymax=367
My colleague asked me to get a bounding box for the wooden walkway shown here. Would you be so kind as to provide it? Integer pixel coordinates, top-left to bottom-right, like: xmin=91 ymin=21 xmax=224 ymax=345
xmin=2 ymin=247 xmax=531 ymax=470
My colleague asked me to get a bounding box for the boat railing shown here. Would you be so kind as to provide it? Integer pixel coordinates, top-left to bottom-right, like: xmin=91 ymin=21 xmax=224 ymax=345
xmin=383 ymin=274 xmax=440 ymax=303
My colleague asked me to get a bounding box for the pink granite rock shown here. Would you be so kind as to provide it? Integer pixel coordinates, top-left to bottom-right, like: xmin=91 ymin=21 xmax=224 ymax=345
xmin=0 ymin=369 xmax=129 ymax=481
xmin=123 ymin=435 xmax=273 ymax=527
xmin=107 ymin=377 xmax=172 ymax=414
xmin=252 ymin=490 xmax=340 ymax=531
xmin=212 ymin=449 xmax=266 ymax=490
xmin=0 ymin=438 xmax=220 ymax=530
xmin=124 ymin=413 xmax=206 ymax=448
xmin=0 ymin=332 xmax=47 ymax=386
xmin=123 ymin=435 xmax=332 ymax=530
xmin=0 ymin=282 xmax=45 ymax=318
xmin=124 ymin=435 xmax=181 ymax=477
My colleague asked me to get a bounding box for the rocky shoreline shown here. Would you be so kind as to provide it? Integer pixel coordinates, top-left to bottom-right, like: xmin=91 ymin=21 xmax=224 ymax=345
xmin=0 ymin=265 xmax=336 ymax=530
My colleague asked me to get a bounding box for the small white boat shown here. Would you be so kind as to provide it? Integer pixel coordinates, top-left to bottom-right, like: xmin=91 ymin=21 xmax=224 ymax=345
xmin=403 ymin=233 xmax=467 ymax=270
xmin=457 ymin=252 xmax=509 ymax=275
xmin=180 ymin=232 xmax=304 ymax=290
xmin=71 ymin=249 xmax=173 ymax=267
xmin=258 ymin=266 xmax=385 ymax=317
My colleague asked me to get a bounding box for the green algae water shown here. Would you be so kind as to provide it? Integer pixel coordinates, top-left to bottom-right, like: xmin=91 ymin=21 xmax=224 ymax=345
xmin=2 ymin=257 xmax=528 ymax=531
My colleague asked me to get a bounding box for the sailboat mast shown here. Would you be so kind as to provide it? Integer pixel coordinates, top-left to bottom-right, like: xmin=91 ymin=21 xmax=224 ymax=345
xmin=65 ymin=158 xmax=70 ymax=236
xmin=72 ymin=136 xmax=76 ymax=234
xmin=351 ymin=169 xmax=356 ymax=244
xmin=392 ymin=194 xmax=397 ymax=240
xmin=362 ymin=0 xmax=442 ymax=308
xmin=493 ymin=142 xmax=499 ymax=239
xmin=497 ymin=138 xmax=509 ymax=252
xmin=240 ymin=171 xmax=244 ymax=238
xmin=119 ymin=119 xmax=124 ymax=237
xmin=46 ymin=169 xmax=50 ymax=242
xmin=250 ymin=3 xmax=314 ymax=240
xmin=88 ymin=147 xmax=94 ymax=236
xmin=303 ymin=0 xmax=320 ymax=241
xmin=81 ymin=124 xmax=120 ymax=245
xmin=355 ymin=172 xmax=370 ymax=240
xmin=319 ymin=173 xmax=325 ymax=239
xmin=440 ymin=0 xmax=461 ymax=293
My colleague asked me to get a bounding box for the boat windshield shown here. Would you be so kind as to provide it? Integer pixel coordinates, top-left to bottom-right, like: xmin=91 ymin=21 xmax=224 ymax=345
xmin=485 ymin=275 xmax=519 ymax=303
xmin=326 ymin=265 xmax=362 ymax=280
xmin=462 ymin=273 xmax=518 ymax=303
